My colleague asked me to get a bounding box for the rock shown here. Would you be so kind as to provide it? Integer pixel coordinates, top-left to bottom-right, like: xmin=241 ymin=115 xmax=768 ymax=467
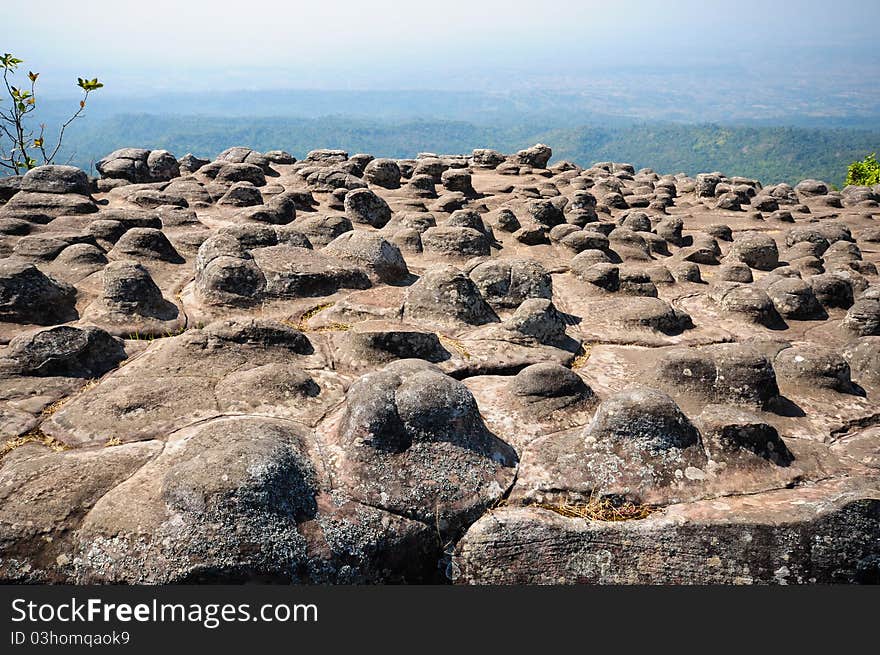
xmin=0 ymin=325 xmax=125 ymax=378
xmin=54 ymin=243 xmax=107 ymax=275
xmin=618 ymin=267 xmax=658 ymax=296
xmin=775 ymin=345 xmax=853 ymax=392
xmin=698 ymin=405 xmax=793 ymax=465
xmin=363 ymin=158 xmax=401 ymax=188
xmin=215 ymin=163 xmax=266 ymax=187
xmin=503 ymin=298 xmax=568 ymax=344
xmin=717 ymin=263 xmax=754 ymax=283
xmin=796 ymin=179 xmax=830 ymax=196
xmin=468 ymin=259 xmax=552 ymax=308
xmin=712 ymin=283 xmax=783 ymax=327
xmin=195 ymin=255 xmax=266 ymax=306
xmin=695 ymin=173 xmax=723 ymax=198
xmin=455 ymin=483 xmax=880 ymax=584
xmin=810 ymin=273 xmax=854 ymax=309
xmin=403 ymin=266 xmax=498 ymax=327
xmin=590 ymin=387 xmax=700 ymax=452
xmin=0 ymin=191 xmax=97 ymax=219
xmin=332 ymin=362 xmax=516 ymax=528
xmin=404 ymin=174 xmax=438 ymax=198
xmin=767 ymin=278 xmax=826 ymax=320
xmin=20 ymin=165 xmax=90 ymax=195
xmin=217 ymin=182 xmax=263 ymax=207
xmin=843 ymin=298 xmax=880 ymax=336
xmin=526 ymin=199 xmax=565 ymax=227
xmin=441 ymin=169 xmax=475 ymax=195
xmin=146 ymin=150 xmax=180 ymax=180
xmin=252 ymin=246 xmax=371 ymax=298
xmin=344 ymin=188 xmax=392 ymax=227
xmin=265 ymin=150 xmax=295 ymax=164
xmin=178 ymin=153 xmax=210 ymax=174
xmin=716 ymin=192 xmax=744 ymax=211
xmin=323 ymin=232 xmax=409 ymax=284
xmin=3 ymin=141 xmax=880 ymax=586
xmin=0 ymin=260 xmax=76 ymax=324
xmin=129 ymin=189 xmax=188 ymax=209
xmin=338 ymin=322 xmax=448 ymax=366
xmin=0 ymin=440 xmax=163 ymax=582
xmin=109 ymin=227 xmax=184 ymax=263
xmin=472 ymin=149 xmax=505 ymax=168
xmin=655 ymin=216 xmax=684 ymax=245
xmin=513 ymin=144 xmax=552 ymax=168
xmin=728 ymin=232 xmax=779 ymax=270
xmin=295 ymin=214 xmax=352 ymax=247
xmin=99 ymin=260 xmax=178 ymax=319
xmin=305 ymin=167 xmax=366 ymax=192
xmin=843 ymin=337 xmax=880 ymax=385
xmin=489 ymin=208 xmax=520 ymax=233
xmin=510 ymin=363 xmax=593 ymax=412
xmin=422 ymin=226 xmax=491 ymax=258
xmin=671 ymin=261 xmax=702 ymax=283
xmin=513 ymin=222 xmax=548 ymax=245
xmin=305 ymin=148 xmax=348 ymax=164
xmin=617 ymin=297 xmax=692 ymax=334
xmin=96 ymin=148 xmax=179 ymax=183
xmin=0 ymin=175 xmax=22 ymax=201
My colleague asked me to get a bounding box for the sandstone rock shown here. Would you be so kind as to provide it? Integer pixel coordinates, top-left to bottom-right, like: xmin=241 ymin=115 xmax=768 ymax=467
xmin=513 ymin=144 xmax=552 ymax=168
xmin=403 ymin=266 xmax=498 ymax=327
xmin=363 ymin=158 xmax=401 ymax=188
xmin=0 ymin=260 xmax=76 ymax=324
xmin=468 ymin=259 xmax=552 ymax=309
xmin=344 ymin=188 xmax=392 ymax=227
xmin=323 ymin=232 xmax=409 ymax=284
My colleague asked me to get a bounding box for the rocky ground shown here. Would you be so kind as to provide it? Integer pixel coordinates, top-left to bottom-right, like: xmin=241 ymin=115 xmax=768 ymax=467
xmin=0 ymin=144 xmax=878 ymax=584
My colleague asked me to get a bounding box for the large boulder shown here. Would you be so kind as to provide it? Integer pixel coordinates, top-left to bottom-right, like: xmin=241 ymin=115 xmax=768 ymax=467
xmin=363 ymin=158 xmax=401 ymax=188
xmin=0 ymin=259 xmax=76 ymax=324
xmin=20 ymin=165 xmax=90 ymax=195
xmin=0 ymin=325 xmax=125 ymax=378
xmin=403 ymin=266 xmax=498 ymax=327
xmin=96 ymin=148 xmax=179 ymax=183
xmin=513 ymin=144 xmax=552 ymax=168
xmin=344 ymin=188 xmax=392 ymax=227
xmin=468 ymin=259 xmax=552 ymax=309
xmin=323 ymin=232 xmax=409 ymax=284
xmin=331 ymin=361 xmax=517 ymax=529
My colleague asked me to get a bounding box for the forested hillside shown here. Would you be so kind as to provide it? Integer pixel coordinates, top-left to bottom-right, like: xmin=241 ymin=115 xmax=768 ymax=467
xmin=35 ymin=113 xmax=880 ymax=186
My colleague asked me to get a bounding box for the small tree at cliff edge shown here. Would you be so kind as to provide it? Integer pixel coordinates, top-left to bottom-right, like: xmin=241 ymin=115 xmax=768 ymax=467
xmin=0 ymin=52 xmax=103 ymax=173
xmin=845 ymin=153 xmax=880 ymax=187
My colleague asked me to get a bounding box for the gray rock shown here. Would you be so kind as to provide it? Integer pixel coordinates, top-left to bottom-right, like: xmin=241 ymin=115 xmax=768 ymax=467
xmin=363 ymin=158 xmax=401 ymax=188
xmin=344 ymin=188 xmax=392 ymax=228
xmin=0 ymin=259 xmax=76 ymax=324
xmin=468 ymin=259 xmax=552 ymax=308
xmin=403 ymin=266 xmax=498 ymax=327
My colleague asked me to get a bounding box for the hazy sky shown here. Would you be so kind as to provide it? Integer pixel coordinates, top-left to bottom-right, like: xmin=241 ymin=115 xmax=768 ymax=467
xmin=5 ymin=0 xmax=879 ymax=94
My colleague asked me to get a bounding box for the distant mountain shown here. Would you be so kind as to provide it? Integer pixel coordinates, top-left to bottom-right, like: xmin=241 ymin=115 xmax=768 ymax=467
xmin=50 ymin=113 xmax=880 ymax=186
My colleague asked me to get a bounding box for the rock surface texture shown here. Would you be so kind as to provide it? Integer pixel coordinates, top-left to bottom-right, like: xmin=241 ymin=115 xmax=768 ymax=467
xmin=0 ymin=148 xmax=878 ymax=584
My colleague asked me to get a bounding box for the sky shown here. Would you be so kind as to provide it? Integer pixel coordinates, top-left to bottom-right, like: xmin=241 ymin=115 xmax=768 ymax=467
xmin=4 ymin=0 xmax=879 ymax=96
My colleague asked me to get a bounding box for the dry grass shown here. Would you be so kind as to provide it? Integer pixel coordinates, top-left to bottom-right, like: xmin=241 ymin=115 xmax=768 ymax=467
xmin=294 ymin=302 xmax=336 ymax=332
xmin=40 ymin=379 xmax=100 ymax=418
xmin=40 ymin=398 xmax=68 ymax=417
xmin=126 ymin=325 xmax=189 ymax=341
xmin=529 ymin=496 xmax=654 ymax=522
xmin=309 ymin=323 xmax=351 ymax=333
xmin=438 ymin=334 xmax=471 ymax=359
xmin=1 ymin=430 xmax=69 ymax=460
xmin=491 ymin=494 xmax=652 ymax=522
xmin=570 ymin=343 xmax=593 ymax=369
